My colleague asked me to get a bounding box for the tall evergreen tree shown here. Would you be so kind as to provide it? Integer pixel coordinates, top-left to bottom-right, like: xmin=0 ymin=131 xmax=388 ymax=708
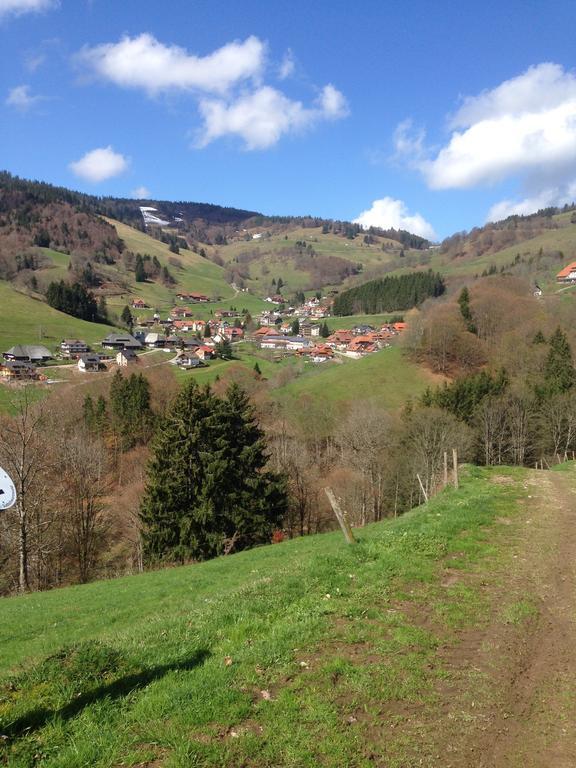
xmin=121 ymin=305 xmax=134 ymax=331
xmin=139 ymin=381 xmax=286 ymax=563
xmin=544 ymin=327 xmax=575 ymax=394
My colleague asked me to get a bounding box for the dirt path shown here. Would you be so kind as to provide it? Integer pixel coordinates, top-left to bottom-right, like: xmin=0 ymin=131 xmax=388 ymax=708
xmin=424 ymin=469 xmax=576 ymax=768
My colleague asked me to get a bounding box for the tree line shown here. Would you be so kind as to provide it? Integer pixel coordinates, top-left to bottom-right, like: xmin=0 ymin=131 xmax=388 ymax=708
xmin=333 ymin=270 xmax=445 ymax=315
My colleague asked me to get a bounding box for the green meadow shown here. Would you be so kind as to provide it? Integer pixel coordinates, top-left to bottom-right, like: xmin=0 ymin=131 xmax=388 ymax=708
xmin=0 ymin=280 xmax=115 ymax=352
xmin=0 ymin=464 xmax=529 ymax=767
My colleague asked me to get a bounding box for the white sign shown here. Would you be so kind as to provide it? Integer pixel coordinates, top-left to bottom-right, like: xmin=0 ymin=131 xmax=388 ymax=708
xmin=0 ymin=466 xmax=17 ymax=511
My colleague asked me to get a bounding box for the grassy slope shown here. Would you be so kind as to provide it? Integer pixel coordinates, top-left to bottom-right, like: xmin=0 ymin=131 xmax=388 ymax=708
xmin=104 ymin=220 xmax=269 ymax=318
xmin=0 ymin=280 xmax=115 ymax=350
xmin=0 ymin=464 xmax=534 ymax=767
xmin=277 ymin=345 xmax=438 ymax=409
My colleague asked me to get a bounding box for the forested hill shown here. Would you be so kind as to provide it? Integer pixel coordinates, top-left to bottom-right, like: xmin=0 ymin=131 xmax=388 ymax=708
xmin=333 ymin=270 xmax=446 ymax=315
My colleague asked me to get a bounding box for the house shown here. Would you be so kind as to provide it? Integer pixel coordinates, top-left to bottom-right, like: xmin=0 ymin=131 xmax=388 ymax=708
xmin=170 ymin=306 xmax=192 ymax=318
xmin=175 ymin=351 xmax=205 ymax=369
xmin=172 ymin=320 xmax=193 ymax=332
xmin=60 ymin=339 xmax=89 ymax=358
xmin=116 ymin=349 xmax=138 ymax=366
xmin=224 ymin=327 xmax=244 ymax=341
xmin=77 ymin=354 xmax=101 ymax=372
xmin=300 ymin=323 xmax=321 ymax=338
xmin=176 ymin=292 xmax=210 ymax=303
xmin=392 ymin=322 xmax=407 ymax=332
xmin=347 ymin=338 xmax=377 ymax=356
xmin=265 ymin=294 xmax=284 ymax=304
xmin=196 ymin=345 xmax=215 ymax=361
xmin=326 ymin=330 xmax=353 ymax=350
xmin=144 ymin=332 xmax=165 ymax=349
xmin=131 ymin=298 xmax=148 ymax=309
xmin=557 ymin=262 xmax=576 ymax=283
xmin=102 ymin=333 xmax=142 ymax=351
xmin=3 ymin=345 xmax=53 ymax=364
xmin=299 ymin=344 xmax=334 ymax=363
xmin=215 ymin=309 xmax=240 ymax=319
xmin=0 ymin=360 xmax=37 ymax=379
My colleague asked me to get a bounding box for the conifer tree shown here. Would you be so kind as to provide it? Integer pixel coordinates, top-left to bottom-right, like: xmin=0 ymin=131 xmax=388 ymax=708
xmin=139 ymin=381 xmax=286 ymax=563
xmin=544 ymin=327 xmax=575 ymax=394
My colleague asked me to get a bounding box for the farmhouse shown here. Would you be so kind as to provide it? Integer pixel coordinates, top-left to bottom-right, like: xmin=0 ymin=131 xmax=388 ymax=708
xmin=102 ymin=333 xmax=142 ymax=351
xmin=196 ymin=345 xmax=215 ymax=361
xmin=170 ymin=306 xmax=192 ymax=318
xmin=557 ymin=262 xmax=576 ymax=283
xmin=0 ymin=360 xmax=37 ymax=379
xmin=175 ymin=351 xmax=204 ymax=369
xmin=77 ymin=354 xmax=101 ymax=372
xmin=131 ymin=298 xmax=148 ymax=309
xmin=176 ymin=292 xmax=210 ymax=303
xmin=60 ymin=339 xmax=89 ymax=358
xmin=144 ymin=333 xmax=165 ymax=349
xmin=116 ymin=349 xmax=138 ymax=366
xmin=3 ymin=345 xmax=53 ymax=363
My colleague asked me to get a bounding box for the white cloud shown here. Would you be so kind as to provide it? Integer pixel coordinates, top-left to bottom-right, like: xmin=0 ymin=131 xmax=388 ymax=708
xmin=69 ymin=146 xmax=129 ymax=183
xmin=0 ymin=0 xmax=57 ymax=18
xmin=487 ymin=181 xmax=576 ymax=222
xmin=131 ymin=185 xmax=150 ymax=199
xmin=78 ymin=34 xmax=266 ymax=95
xmin=279 ymin=49 xmax=295 ymax=80
xmin=353 ymin=197 xmax=436 ymax=240
xmin=197 ymin=84 xmax=348 ymax=150
xmin=394 ymin=63 xmax=576 ymax=221
xmin=6 ymin=84 xmax=41 ymax=110
xmin=409 ymin=63 xmax=576 ymax=195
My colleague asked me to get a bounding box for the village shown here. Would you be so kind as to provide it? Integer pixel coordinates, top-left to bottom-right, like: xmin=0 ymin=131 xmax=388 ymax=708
xmin=0 ymin=290 xmax=405 ymax=382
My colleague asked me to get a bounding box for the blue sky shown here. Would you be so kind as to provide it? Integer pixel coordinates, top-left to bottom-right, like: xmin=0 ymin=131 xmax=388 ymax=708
xmin=2 ymin=0 xmax=576 ymax=239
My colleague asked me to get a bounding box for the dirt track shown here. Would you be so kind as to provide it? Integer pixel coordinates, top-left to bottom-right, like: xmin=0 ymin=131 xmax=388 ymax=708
xmin=422 ymin=470 xmax=576 ymax=767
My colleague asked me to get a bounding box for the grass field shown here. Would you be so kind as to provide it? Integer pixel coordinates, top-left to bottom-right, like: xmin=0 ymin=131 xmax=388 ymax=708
xmin=277 ymin=345 xmax=439 ymax=409
xmin=0 ymin=280 xmax=116 ymax=352
xmin=0 ymin=464 xmax=530 ymax=767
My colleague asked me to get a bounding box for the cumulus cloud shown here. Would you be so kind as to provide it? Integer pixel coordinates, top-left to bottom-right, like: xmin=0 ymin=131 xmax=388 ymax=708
xmin=395 ymin=63 xmax=576 ymax=221
xmin=6 ymin=84 xmax=41 ymax=110
xmin=77 ymin=34 xmax=348 ymax=150
xmin=69 ymin=146 xmax=128 ymax=183
xmin=353 ymin=197 xmax=436 ymax=240
xmin=0 ymin=0 xmax=57 ymax=18
xmin=78 ymin=34 xmax=265 ymax=96
xmin=197 ymin=83 xmax=348 ymax=150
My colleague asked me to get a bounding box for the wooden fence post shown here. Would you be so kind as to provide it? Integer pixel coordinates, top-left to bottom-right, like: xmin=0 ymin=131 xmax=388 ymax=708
xmin=452 ymin=448 xmax=459 ymax=489
xmin=416 ymin=474 xmax=429 ymax=503
xmin=324 ymin=487 xmax=356 ymax=545
xmin=443 ymin=451 xmax=448 ymax=487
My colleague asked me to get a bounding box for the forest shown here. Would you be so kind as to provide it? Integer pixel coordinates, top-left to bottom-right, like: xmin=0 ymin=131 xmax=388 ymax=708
xmin=333 ymin=270 xmax=445 ymax=315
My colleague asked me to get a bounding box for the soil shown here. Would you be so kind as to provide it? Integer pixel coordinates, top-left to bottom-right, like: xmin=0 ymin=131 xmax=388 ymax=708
xmin=394 ymin=469 xmax=576 ymax=767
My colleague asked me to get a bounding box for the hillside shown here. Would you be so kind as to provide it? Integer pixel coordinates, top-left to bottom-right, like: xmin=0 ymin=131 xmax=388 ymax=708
xmin=2 ymin=464 xmax=575 ymax=767
xmin=0 ymin=280 xmax=115 ymax=349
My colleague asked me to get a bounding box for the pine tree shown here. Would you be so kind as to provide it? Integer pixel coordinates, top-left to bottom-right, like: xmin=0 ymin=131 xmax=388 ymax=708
xmin=135 ymin=254 xmax=146 ymax=282
xmin=544 ymin=327 xmax=575 ymax=394
xmin=291 ymin=318 xmax=300 ymax=336
xmin=139 ymin=381 xmax=286 ymax=563
xmin=121 ymin=305 xmax=134 ymax=331
xmin=320 ymin=321 xmax=330 ymax=338
xmin=254 ymin=361 xmax=262 ymax=377
xmin=83 ymin=395 xmax=95 ymax=429
xmin=457 ymin=286 xmax=477 ymax=334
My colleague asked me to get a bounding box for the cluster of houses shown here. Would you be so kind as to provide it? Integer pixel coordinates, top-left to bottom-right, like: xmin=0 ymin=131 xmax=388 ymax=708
xmin=250 ymin=322 xmax=406 ymax=361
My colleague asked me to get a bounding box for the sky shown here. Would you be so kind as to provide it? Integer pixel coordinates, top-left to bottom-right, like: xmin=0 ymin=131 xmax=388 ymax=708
xmin=2 ymin=0 xmax=576 ymax=240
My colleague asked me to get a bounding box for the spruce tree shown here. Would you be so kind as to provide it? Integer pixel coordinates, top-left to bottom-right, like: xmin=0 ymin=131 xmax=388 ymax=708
xmin=544 ymin=327 xmax=575 ymax=394
xmin=121 ymin=305 xmax=134 ymax=331
xmin=139 ymin=381 xmax=286 ymax=563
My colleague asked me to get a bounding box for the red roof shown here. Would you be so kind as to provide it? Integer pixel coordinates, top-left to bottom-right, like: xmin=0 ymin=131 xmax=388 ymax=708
xmin=557 ymin=262 xmax=576 ymax=279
